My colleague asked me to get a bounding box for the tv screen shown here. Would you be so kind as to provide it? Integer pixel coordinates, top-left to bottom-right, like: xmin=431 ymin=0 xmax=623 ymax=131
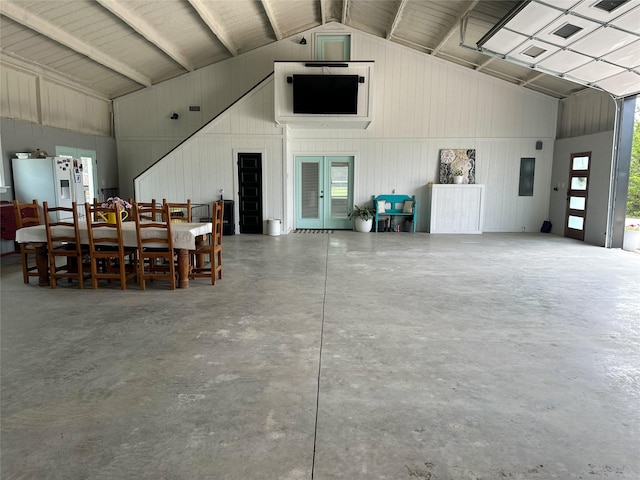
xmin=293 ymin=74 xmax=359 ymax=114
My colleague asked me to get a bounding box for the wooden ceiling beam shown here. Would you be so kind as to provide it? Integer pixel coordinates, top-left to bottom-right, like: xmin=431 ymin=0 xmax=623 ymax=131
xmin=98 ymin=0 xmax=194 ymax=71
xmin=387 ymin=0 xmax=408 ymax=40
xmin=0 ymin=0 xmax=151 ymax=87
xmin=188 ymin=0 xmax=238 ymax=57
xmin=261 ymin=0 xmax=283 ymax=41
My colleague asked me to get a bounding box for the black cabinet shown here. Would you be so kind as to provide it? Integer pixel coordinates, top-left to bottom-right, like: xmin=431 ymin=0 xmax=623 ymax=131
xmin=223 ymin=200 xmax=235 ymax=235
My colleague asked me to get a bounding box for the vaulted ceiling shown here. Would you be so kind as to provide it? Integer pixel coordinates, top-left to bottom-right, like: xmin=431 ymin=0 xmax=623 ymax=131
xmin=1 ymin=0 xmax=638 ymax=101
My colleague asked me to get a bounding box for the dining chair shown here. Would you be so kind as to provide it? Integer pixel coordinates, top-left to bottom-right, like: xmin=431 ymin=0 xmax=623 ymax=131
xmin=12 ymin=199 xmax=42 ymax=284
xmin=134 ymin=203 xmax=176 ymax=290
xmin=189 ymin=200 xmax=223 ymax=285
xmin=162 ymin=198 xmax=191 ymax=223
xmin=43 ymin=201 xmax=90 ymax=289
xmin=84 ymin=202 xmax=138 ymax=290
xmin=136 ymin=199 xmax=160 ymax=222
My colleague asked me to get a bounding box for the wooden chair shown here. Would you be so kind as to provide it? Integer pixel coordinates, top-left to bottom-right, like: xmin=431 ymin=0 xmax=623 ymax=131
xmin=136 ymin=199 xmax=159 ymax=221
xmin=134 ymin=203 xmax=176 ymax=290
xmin=13 ymin=199 xmax=42 ymax=284
xmin=189 ymin=200 xmax=223 ymax=285
xmin=43 ymin=201 xmax=90 ymax=289
xmin=162 ymin=198 xmax=191 ymax=223
xmin=84 ymin=202 xmax=138 ymax=290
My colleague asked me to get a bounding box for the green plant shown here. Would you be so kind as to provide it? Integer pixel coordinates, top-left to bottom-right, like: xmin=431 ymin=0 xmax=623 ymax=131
xmin=348 ymin=205 xmax=375 ymax=221
xmin=453 ymin=169 xmax=464 ymax=176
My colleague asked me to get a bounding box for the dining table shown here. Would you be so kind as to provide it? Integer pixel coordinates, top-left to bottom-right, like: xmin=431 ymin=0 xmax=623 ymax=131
xmin=15 ymin=220 xmax=213 ymax=288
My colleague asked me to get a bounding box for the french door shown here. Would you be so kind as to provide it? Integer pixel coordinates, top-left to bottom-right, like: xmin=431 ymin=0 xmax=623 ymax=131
xmin=565 ymin=152 xmax=591 ymax=241
xmin=295 ymin=156 xmax=354 ymax=229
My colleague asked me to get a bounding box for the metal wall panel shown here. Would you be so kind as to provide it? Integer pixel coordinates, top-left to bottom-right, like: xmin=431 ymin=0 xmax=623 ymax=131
xmin=557 ymin=89 xmax=616 ymax=139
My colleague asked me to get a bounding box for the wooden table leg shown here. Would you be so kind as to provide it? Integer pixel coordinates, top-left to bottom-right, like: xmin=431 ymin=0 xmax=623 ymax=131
xmin=195 ymin=234 xmax=206 ymax=268
xmin=34 ymin=243 xmax=50 ymax=287
xmin=177 ymin=248 xmax=189 ymax=288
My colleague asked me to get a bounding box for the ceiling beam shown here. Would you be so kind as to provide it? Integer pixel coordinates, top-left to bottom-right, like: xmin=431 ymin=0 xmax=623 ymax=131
xmin=320 ymin=0 xmax=328 ymax=24
xmin=342 ymin=0 xmax=349 ymax=24
xmin=97 ymin=0 xmax=194 ymax=71
xmin=387 ymin=0 xmax=408 ymax=40
xmin=188 ymin=0 xmax=238 ymax=57
xmin=261 ymin=0 xmax=283 ymax=41
xmin=519 ymin=72 xmax=546 ymax=87
xmin=0 ymin=0 xmax=151 ymax=87
xmin=476 ymin=57 xmax=495 ymax=72
xmin=431 ymin=0 xmax=479 ymax=56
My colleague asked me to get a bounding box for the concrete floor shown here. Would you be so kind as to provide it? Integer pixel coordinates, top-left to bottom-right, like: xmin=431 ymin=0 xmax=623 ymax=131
xmin=1 ymin=232 xmax=639 ymax=480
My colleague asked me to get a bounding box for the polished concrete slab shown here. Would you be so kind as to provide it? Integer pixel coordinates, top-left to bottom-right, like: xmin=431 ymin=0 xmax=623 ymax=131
xmin=1 ymin=232 xmax=639 ymax=479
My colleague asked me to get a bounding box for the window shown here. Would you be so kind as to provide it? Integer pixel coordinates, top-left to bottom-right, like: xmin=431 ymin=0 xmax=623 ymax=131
xmin=315 ymin=34 xmax=351 ymax=61
xmin=519 ymin=158 xmax=535 ymax=196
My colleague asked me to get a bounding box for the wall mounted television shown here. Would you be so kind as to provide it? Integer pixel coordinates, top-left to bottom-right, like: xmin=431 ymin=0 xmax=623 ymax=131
xmin=292 ymin=74 xmax=359 ymax=115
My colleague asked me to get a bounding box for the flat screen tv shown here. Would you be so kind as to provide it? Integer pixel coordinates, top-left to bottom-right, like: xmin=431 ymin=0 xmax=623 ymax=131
xmin=292 ymin=74 xmax=359 ymax=114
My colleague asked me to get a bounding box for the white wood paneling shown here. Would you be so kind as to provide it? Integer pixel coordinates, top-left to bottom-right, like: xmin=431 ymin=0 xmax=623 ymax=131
xmin=427 ymin=184 xmax=486 ymax=234
xmin=0 ymin=65 xmax=38 ymax=123
xmin=1 ymin=61 xmax=112 ymax=136
xmin=129 ymin=25 xmax=558 ymax=233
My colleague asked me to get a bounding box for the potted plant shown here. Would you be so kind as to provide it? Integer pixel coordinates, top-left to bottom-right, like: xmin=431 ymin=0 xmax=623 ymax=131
xmin=348 ymin=205 xmax=375 ymax=232
xmin=452 ymin=169 xmax=464 ymax=184
xmin=623 ymin=223 xmax=640 ymax=251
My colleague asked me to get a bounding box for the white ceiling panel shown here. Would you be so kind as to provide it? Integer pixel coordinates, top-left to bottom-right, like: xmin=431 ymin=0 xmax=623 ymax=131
xmin=567 ymin=59 xmax=627 ymax=83
xmin=601 ymin=39 xmax=640 ymax=68
xmin=537 ymin=49 xmax=593 ymax=73
xmin=503 ymin=3 xmax=563 ymax=36
xmin=614 ymin=5 xmax=640 ymax=33
xmin=595 ymin=70 xmax=640 ymax=96
xmin=1 ymin=0 xmax=638 ymax=100
xmin=570 ymin=26 xmax=637 ymax=58
xmin=572 ymin=0 xmax=639 ymax=22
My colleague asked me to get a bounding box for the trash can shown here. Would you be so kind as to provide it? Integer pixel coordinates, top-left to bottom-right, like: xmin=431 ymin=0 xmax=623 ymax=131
xmin=268 ymin=219 xmax=281 ymax=236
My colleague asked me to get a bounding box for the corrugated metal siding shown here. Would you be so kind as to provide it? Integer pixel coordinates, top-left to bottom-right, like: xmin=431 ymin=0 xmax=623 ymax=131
xmin=556 ymin=90 xmax=616 ymax=139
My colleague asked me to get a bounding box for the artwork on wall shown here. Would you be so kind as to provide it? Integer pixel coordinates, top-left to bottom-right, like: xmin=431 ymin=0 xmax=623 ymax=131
xmin=439 ymin=149 xmax=476 ymax=184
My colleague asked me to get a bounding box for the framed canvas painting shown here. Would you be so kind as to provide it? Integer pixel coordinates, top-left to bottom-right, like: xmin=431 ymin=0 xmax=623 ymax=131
xmin=439 ymin=149 xmax=476 ymax=184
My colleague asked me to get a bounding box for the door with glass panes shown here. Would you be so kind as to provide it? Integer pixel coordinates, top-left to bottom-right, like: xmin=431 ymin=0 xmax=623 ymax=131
xmin=565 ymin=152 xmax=591 ymax=241
xmin=295 ymin=156 xmax=354 ymax=230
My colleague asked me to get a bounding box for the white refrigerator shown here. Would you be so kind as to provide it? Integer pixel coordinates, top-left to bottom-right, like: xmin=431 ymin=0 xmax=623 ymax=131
xmin=12 ymin=157 xmax=87 ymax=221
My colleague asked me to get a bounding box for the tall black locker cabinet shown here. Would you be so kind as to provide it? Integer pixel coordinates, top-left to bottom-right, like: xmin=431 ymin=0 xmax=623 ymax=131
xmin=223 ymin=200 xmax=235 ymax=235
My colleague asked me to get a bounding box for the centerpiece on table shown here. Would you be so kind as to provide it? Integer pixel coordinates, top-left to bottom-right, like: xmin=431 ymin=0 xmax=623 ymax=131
xmin=100 ymin=196 xmax=131 ymax=223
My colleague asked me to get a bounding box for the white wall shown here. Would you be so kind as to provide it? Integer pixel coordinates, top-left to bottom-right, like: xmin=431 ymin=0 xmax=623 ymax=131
xmin=549 ymin=131 xmax=614 ymax=246
xmin=127 ymin=24 xmax=559 ymax=234
xmin=0 ymin=58 xmax=112 ymax=137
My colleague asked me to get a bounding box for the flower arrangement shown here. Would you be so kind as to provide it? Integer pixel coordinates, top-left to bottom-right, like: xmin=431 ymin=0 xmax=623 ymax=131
xmin=625 ymin=223 xmax=639 ymax=231
xmin=102 ymin=196 xmax=131 ymax=211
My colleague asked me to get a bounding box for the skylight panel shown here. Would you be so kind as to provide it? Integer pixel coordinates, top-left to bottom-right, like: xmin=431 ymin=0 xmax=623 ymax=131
xmin=592 ymin=0 xmax=631 ymax=13
xmin=553 ymin=23 xmax=584 ymax=39
xmin=522 ymin=45 xmax=548 ymax=58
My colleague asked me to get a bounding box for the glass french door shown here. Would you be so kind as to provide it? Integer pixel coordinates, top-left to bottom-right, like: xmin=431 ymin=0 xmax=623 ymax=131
xmin=295 ymin=156 xmax=354 ymax=229
xmin=565 ymin=152 xmax=591 ymax=240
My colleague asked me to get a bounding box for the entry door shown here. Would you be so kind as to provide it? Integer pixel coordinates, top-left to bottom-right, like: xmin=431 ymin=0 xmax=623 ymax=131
xmin=238 ymin=153 xmax=263 ymax=234
xmin=296 ymin=156 xmax=354 ymax=229
xmin=565 ymin=152 xmax=591 ymax=241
